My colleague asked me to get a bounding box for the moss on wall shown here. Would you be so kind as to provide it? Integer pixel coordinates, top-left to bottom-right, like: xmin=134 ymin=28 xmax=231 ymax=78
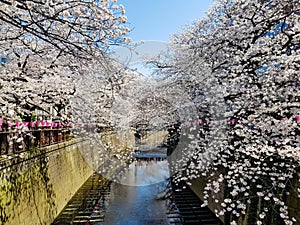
xmin=0 ymin=130 xmax=170 ymax=225
xmin=0 ymin=139 xmax=96 ymax=225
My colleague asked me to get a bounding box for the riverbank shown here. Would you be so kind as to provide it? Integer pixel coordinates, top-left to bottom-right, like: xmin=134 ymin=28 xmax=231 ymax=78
xmin=0 ymin=139 xmax=97 ymax=225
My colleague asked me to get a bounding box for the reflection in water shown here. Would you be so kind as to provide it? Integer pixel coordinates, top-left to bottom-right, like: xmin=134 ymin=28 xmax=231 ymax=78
xmin=52 ymin=158 xmax=170 ymax=225
xmin=102 ymin=159 xmax=170 ymax=224
xmin=112 ymin=159 xmax=170 ymax=186
xmin=103 ymin=179 xmax=169 ymax=225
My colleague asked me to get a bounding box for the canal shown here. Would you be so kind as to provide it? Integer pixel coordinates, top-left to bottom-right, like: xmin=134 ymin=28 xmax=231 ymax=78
xmin=52 ymin=146 xmax=222 ymax=225
xmin=103 ymin=180 xmax=169 ymax=225
xmin=52 ymin=150 xmax=172 ymax=225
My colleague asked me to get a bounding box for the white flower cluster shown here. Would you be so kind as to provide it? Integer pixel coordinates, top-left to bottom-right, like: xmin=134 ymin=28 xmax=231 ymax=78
xmin=0 ymin=0 xmax=131 ymax=122
xmin=154 ymin=0 xmax=300 ymax=224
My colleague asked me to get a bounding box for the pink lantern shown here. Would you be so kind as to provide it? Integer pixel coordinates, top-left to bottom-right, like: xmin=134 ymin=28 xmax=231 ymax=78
xmin=15 ymin=121 xmax=19 ymax=127
xmin=205 ymin=119 xmax=210 ymax=125
xmin=296 ymin=115 xmax=300 ymax=122
xmin=23 ymin=122 xmax=29 ymax=127
xmin=197 ymin=119 xmax=202 ymax=126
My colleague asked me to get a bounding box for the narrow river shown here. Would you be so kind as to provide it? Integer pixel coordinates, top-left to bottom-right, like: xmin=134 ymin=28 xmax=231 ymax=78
xmin=103 ymin=180 xmax=169 ymax=225
xmin=52 ymin=156 xmax=171 ymax=225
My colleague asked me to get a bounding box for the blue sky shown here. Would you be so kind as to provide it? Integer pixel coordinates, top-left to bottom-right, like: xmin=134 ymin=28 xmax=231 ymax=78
xmin=117 ymin=0 xmax=214 ymax=42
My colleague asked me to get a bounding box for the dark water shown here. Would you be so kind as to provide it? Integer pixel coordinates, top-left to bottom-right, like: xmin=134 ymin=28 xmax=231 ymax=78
xmin=53 ymin=159 xmax=171 ymax=225
xmin=103 ymin=181 xmax=169 ymax=225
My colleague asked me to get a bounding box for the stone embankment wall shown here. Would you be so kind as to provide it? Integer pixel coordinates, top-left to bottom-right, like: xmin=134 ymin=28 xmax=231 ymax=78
xmin=0 ymin=138 xmax=98 ymax=225
xmin=141 ymin=131 xmax=168 ymax=147
xmin=0 ymin=130 xmax=166 ymax=225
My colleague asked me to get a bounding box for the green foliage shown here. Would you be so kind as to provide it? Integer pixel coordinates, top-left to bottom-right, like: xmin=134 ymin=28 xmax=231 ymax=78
xmin=26 ymin=147 xmax=39 ymax=154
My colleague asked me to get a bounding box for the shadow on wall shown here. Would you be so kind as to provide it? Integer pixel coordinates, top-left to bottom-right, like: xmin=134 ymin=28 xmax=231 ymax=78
xmin=0 ymin=150 xmax=56 ymax=224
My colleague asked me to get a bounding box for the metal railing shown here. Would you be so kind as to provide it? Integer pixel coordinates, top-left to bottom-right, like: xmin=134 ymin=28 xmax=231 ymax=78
xmin=0 ymin=128 xmax=72 ymax=156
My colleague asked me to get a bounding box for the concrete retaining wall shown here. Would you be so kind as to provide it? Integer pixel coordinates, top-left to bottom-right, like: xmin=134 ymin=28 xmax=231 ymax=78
xmin=0 ymin=139 xmax=97 ymax=225
xmin=0 ymin=130 xmax=168 ymax=225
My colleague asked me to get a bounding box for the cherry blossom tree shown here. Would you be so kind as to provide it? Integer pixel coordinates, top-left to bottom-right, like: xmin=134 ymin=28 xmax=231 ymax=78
xmin=0 ymin=0 xmax=129 ymax=59
xmin=70 ymin=57 xmax=132 ymax=130
xmin=154 ymin=0 xmax=300 ymax=224
xmin=0 ymin=0 xmax=131 ymax=122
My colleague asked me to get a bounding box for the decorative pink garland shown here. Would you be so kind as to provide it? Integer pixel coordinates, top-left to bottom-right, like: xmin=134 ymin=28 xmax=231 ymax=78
xmin=0 ymin=116 xmax=299 ymax=128
xmin=187 ymin=115 xmax=300 ymax=126
xmin=0 ymin=119 xmax=74 ymax=128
